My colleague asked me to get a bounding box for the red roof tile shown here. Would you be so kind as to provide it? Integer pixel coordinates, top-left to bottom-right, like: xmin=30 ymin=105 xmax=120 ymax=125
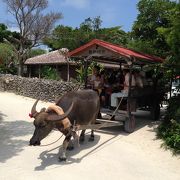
xmin=69 ymin=39 xmax=164 ymax=63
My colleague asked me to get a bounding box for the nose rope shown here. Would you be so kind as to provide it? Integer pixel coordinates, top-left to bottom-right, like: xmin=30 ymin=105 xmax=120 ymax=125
xmin=39 ymin=134 xmax=64 ymax=147
xmin=39 ymin=121 xmax=80 ymax=147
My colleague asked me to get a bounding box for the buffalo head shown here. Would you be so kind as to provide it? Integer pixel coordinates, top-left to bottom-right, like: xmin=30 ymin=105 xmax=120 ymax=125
xmin=29 ymin=99 xmax=73 ymax=146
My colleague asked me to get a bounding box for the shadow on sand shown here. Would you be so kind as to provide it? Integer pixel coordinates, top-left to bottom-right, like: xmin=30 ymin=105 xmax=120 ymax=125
xmin=35 ymin=132 xmax=121 ymax=171
xmin=0 ymin=111 xmax=33 ymax=163
xmin=34 ymin=108 xmax=166 ymax=171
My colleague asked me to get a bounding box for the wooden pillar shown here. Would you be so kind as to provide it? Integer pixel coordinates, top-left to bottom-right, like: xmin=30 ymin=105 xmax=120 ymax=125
xmin=84 ymin=58 xmax=88 ymax=88
xmin=127 ymin=60 xmax=133 ymax=115
xmin=67 ymin=58 xmax=70 ymax=82
xmin=29 ymin=65 xmax=32 ymax=78
xmin=55 ymin=65 xmax=59 ymax=79
xmin=84 ymin=55 xmax=92 ymax=88
xmin=124 ymin=56 xmax=136 ymax=133
xmin=38 ymin=65 xmax=41 ymax=79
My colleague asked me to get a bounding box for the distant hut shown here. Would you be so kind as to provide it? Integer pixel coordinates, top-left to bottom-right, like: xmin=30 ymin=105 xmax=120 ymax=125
xmin=25 ymin=50 xmax=77 ymax=81
xmin=25 ymin=44 xmax=121 ymax=82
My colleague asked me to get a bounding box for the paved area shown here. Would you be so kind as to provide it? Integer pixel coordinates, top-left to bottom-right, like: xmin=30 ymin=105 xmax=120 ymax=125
xmin=0 ymin=92 xmax=179 ymax=180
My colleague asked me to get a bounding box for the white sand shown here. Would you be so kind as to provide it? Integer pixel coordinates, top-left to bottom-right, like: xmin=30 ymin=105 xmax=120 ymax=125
xmin=0 ymin=92 xmax=179 ymax=180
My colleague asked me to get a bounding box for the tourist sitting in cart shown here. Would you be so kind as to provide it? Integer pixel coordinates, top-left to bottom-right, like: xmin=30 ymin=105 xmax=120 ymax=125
xmin=87 ymin=66 xmax=106 ymax=106
xmin=134 ymin=69 xmax=144 ymax=88
xmin=87 ymin=65 xmax=100 ymax=89
xmin=110 ymin=68 xmax=136 ymax=109
xmin=93 ymin=73 xmax=103 ymax=94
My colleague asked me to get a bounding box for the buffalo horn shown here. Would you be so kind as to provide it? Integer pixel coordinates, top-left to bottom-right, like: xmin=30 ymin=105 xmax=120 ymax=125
xmin=31 ymin=99 xmax=39 ymax=116
xmin=46 ymin=102 xmax=73 ymax=121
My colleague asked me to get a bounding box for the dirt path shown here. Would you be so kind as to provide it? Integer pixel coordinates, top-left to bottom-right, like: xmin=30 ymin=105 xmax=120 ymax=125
xmin=0 ymin=92 xmax=179 ymax=180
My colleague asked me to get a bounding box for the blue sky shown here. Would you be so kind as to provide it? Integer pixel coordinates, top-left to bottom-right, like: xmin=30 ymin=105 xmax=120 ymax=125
xmin=0 ymin=0 xmax=139 ymax=32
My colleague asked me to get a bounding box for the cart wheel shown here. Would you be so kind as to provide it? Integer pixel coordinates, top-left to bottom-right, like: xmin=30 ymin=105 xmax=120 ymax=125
xmin=150 ymin=104 xmax=160 ymax=120
xmin=124 ymin=115 xmax=135 ymax=133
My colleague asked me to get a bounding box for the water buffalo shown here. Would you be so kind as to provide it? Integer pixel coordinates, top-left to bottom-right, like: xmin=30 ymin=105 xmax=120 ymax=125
xmin=29 ymin=89 xmax=100 ymax=161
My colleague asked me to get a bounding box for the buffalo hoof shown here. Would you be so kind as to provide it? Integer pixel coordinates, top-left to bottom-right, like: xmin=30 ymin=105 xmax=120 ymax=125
xmin=59 ymin=156 xmax=67 ymax=162
xmin=67 ymin=146 xmax=74 ymax=151
xmin=79 ymin=136 xmax=85 ymax=142
xmin=88 ymin=136 xmax=94 ymax=142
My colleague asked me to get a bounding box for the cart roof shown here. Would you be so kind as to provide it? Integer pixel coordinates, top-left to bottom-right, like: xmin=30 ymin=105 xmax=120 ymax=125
xmin=69 ymin=39 xmax=164 ymax=65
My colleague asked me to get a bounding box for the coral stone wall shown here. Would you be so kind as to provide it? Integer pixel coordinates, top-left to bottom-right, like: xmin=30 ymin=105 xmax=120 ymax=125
xmin=0 ymin=74 xmax=84 ymax=102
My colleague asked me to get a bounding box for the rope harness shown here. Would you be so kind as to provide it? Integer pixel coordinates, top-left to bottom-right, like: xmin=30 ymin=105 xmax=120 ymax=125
xmin=39 ymin=122 xmax=80 ymax=147
xmin=40 ymin=133 xmax=64 ymax=147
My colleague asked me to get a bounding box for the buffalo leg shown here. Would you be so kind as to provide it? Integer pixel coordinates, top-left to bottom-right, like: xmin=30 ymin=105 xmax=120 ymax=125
xmin=67 ymin=139 xmax=74 ymax=151
xmin=59 ymin=134 xmax=72 ymax=161
xmin=80 ymin=129 xmax=95 ymax=142
xmin=79 ymin=130 xmax=85 ymax=142
xmin=88 ymin=130 xmax=94 ymax=141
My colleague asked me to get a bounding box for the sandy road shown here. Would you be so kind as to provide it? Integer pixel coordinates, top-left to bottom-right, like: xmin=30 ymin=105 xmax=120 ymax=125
xmin=0 ymin=92 xmax=179 ymax=180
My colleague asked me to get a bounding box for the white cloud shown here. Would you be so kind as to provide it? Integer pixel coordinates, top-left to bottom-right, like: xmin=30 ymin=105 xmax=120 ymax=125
xmin=60 ymin=0 xmax=90 ymax=9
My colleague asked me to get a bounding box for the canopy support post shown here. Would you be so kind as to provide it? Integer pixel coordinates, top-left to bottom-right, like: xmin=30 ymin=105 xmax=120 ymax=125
xmin=84 ymin=55 xmax=92 ymax=89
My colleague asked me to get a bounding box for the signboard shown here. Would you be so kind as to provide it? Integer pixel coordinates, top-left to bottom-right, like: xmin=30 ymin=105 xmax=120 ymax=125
xmin=79 ymin=45 xmax=117 ymax=57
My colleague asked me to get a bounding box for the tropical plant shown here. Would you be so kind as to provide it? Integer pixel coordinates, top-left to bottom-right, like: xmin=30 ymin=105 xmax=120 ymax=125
xmin=75 ymin=60 xmax=104 ymax=84
xmin=41 ymin=66 xmax=60 ymax=80
xmin=157 ymin=95 xmax=180 ymax=154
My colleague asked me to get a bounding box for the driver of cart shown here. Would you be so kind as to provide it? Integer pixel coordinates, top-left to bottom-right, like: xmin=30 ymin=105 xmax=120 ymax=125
xmin=134 ymin=69 xmax=144 ymax=88
xmin=87 ymin=66 xmax=105 ymax=100
xmin=111 ymin=70 xmax=124 ymax=93
xmin=87 ymin=65 xmax=100 ymax=89
xmin=110 ymin=68 xmax=136 ymax=109
xmin=93 ymin=73 xmax=103 ymax=94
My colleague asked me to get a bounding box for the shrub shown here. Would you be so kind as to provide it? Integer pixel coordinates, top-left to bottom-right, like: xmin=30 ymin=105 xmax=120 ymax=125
xmin=157 ymin=95 xmax=180 ymax=154
xmin=41 ymin=66 xmax=60 ymax=80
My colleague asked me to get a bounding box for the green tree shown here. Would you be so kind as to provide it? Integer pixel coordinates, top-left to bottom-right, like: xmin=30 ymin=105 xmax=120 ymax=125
xmin=0 ymin=24 xmax=11 ymax=42
xmin=92 ymin=16 xmax=102 ymax=32
xmin=80 ymin=17 xmax=93 ymax=32
xmin=28 ymin=48 xmax=46 ymax=58
xmin=97 ymin=26 xmax=129 ymax=46
xmin=43 ymin=25 xmax=80 ymax=51
xmin=158 ymin=2 xmax=180 ymax=76
xmin=3 ymin=0 xmax=62 ymax=76
xmin=130 ymin=0 xmax=176 ymax=57
xmin=0 ymin=43 xmax=17 ymax=73
xmin=43 ymin=17 xmax=129 ymax=50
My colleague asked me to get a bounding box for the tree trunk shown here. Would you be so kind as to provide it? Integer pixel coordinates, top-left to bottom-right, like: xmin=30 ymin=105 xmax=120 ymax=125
xmin=17 ymin=59 xmax=23 ymax=76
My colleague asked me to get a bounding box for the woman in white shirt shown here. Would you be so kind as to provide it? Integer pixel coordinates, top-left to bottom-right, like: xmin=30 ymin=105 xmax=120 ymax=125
xmin=111 ymin=69 xmax=136 ymax=108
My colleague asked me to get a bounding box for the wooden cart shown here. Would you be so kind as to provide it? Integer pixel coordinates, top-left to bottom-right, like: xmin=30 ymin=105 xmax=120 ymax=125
xmin=69 ymin=39 xmax=165 ymax=133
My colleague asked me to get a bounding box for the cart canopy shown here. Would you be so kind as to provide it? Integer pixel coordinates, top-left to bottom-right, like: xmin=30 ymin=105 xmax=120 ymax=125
xmin=69 ymin=39 xmax=164 ymax=65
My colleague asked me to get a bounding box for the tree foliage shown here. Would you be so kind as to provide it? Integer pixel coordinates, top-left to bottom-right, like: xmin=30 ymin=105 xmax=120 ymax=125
xmin=43 ymin=16 xmax=129 ymax=51
xmin=28 ymin=48 xmax=46 ymax=58
xmin=157 ymin=2 xmax=180 ymax=77
xmin=130 ymin=0 xmax=177 ymax=57
xmin=0 ymin=23 xmax=21 ymax=73
xmin=0 ymin=43 xmax=17 ymax=73
xmin=157 ymin=95 xmax=180 ymax=154
xmin=3 ymin=0 xmax=62 ymax=75
xmin=0 ymin=24 xmax=11 ymax=42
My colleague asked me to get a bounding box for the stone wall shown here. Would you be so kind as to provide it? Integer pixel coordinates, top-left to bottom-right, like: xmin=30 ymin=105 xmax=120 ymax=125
xmin=0 ymin=74 xmax=84 ymax=102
